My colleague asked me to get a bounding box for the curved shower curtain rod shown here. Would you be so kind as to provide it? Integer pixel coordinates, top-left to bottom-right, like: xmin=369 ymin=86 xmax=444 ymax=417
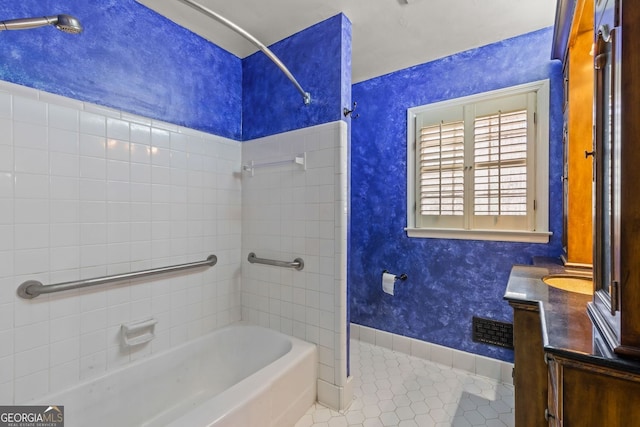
xmin=177 ymin=0 xmax=311 ymax=105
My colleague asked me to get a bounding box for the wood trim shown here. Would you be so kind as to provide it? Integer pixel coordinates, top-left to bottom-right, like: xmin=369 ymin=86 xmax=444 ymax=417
xmin=552 ymin=353 xmax=640 ymax=383
xmin=552 ymin=0 xmax=579 ymax=60
xmin=508 ymin=301 xmax=540 ymax=313
xmin=619 ymin=0 xmax=640 ymax=354
xmin=512 ymin=306 xmax=547 ymax=427
xmin=615 ymin=344 xmax=640 ymax=360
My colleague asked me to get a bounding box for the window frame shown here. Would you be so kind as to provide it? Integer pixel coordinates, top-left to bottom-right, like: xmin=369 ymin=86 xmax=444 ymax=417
xmin=406 ymin=80 xmax=552 ymax=243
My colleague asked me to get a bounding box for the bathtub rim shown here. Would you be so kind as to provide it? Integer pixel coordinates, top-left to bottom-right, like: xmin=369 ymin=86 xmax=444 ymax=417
xmin=165 ymin=322 xmax=317 ymax=426
xmin=31 ymin=321 xmax=317 ymax=426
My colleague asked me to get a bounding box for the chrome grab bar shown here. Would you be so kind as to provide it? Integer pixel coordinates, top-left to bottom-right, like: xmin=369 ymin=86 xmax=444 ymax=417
xmin=247 ymin=252 xmax=304 ymax=271
xmin=17 ymin=254 xmax=218 ymax=299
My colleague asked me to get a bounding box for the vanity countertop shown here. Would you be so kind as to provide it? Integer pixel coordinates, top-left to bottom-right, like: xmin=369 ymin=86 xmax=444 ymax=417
xmin=504 ymin=259 xmax=640 ymax=374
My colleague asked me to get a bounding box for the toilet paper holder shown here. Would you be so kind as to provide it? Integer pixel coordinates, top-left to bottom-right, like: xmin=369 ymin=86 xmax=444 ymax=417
xmin=382 ymin=270 xmax=408 ymax=281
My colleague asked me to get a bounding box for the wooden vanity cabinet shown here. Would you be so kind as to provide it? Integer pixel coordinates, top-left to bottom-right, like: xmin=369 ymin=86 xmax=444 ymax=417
xmin=545 ymin=357 xmax=561 ymax=427
xmin=560 ymin=0 xmax=594 ymax=268
xmin=510 ymin=301 xmax=548 ymax=427
xmin=545 ymin=354 xmax=640 ymax=426
xmin=510 ymin=299 xmax=640 ymax=426
xmin=588 ymin=0 xmax=640 ymax=360
xmin=555 ymin=0 xmax=640 ymax=359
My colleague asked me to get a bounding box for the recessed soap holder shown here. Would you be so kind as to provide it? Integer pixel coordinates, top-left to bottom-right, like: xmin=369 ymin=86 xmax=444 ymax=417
xmin=121 ymin=318 xmax=158 ymax=347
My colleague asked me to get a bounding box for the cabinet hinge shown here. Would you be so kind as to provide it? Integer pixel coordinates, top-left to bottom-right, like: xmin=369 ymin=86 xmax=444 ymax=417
xmin=534 ymin=112 xmax=537 ymax=124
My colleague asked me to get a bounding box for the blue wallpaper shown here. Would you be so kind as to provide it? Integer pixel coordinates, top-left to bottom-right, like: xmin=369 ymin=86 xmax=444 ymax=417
xmin=0 ymin=3 xmax=350 ymax=141
xmin=242 ymin=14 xmax=351 ymax=140
xmin=349 ymin=28 xmax=564 ymax=362
xmin=0 ymin=0 xmax=242 ymax=139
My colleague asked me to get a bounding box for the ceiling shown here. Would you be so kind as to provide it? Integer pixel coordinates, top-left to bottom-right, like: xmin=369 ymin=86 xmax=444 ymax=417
xmin=137 ymin=0 xmax=557 ymax=84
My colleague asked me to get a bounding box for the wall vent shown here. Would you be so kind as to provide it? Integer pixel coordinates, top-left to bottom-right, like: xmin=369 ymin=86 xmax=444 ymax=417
xmin=472 ymin=316 xmax=514 ymax=349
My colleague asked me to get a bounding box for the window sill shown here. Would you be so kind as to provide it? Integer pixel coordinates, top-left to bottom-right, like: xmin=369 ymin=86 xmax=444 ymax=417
xmin=405 ymin=227 xmax=552 ymax=243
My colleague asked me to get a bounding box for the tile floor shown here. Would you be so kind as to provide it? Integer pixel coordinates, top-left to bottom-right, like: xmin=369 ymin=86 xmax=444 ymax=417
xmin=295 ymin=340 xmax=514 ymax=427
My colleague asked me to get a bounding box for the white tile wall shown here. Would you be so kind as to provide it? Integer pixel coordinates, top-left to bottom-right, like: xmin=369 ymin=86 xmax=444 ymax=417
xmin=241 ymin=121 xmax=349 ymax=402
xmin=0 ymin=81 xmax=242 ymax=404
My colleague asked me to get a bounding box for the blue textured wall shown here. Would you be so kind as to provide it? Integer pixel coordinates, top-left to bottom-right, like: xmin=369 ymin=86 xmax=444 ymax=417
xmin=0 ymin=3 xmax=350 ymax=141
xmin=0 ymin=0 xmax=242 ymax=139
xmin=242 ymin=14 xmax=351 ymax=140
xmin=349 ymin=28 xmax=564 ymax=362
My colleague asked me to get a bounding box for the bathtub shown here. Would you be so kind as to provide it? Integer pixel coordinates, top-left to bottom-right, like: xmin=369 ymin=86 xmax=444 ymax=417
xmin=37 ymin=322 xmax=317 ymax=427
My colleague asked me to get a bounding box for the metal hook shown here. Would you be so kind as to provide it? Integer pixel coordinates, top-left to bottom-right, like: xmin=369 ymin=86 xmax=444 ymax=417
xmin=343 ymin=101 xmax=359 ymax=119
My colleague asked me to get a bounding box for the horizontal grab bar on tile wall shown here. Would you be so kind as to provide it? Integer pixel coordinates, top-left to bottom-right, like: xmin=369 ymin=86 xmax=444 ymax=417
xmin=247 ymin=252 xmax=304 ymax=271
xmin=17 ymin=255 xmax=218 ymax=299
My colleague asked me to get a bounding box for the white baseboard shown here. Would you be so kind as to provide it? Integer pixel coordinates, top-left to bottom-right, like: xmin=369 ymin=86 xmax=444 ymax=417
xmin=350 ymin=323 xmax=513 ymax=385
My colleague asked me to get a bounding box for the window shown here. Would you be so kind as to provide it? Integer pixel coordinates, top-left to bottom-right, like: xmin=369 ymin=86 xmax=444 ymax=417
xmin=406 ymin=80 xmax=551 ymax=243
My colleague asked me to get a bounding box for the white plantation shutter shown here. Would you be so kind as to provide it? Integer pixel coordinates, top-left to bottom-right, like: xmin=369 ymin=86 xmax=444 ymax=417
xmin=409 ymin=83 xmax=548 ymax=240
xmin=473 ymin=109 xmax=528 ymax=216
xmin=418 ymin=120 xmax=465 ymax=216
xmin=406 ymin=80 xmax=551 ymax=243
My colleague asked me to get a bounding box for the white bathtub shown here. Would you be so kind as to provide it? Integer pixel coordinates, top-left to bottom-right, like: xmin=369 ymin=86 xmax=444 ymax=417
xmin=37 ymin=322 xmax=317 ymax=427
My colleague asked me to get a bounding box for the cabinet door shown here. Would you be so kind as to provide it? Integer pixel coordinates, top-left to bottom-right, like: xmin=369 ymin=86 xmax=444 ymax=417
xmin=591 ymin=0 xmax=621 ymax=340
xmin=546 ymin=356 xmax=562 ymax=426
xmin=593 ymin=0 xmax=617 ymax=304
xmin=511 ymin=304 xmax=547 ymax=427
xmin=561 ymin=363 xmax=640 ymax=426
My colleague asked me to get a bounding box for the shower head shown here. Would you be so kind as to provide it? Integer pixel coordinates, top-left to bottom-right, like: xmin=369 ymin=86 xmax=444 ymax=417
xmin=0 ymin=14 xmax=83 ymax=34
xmin=52 ymin=14 xmax=83 ymax=34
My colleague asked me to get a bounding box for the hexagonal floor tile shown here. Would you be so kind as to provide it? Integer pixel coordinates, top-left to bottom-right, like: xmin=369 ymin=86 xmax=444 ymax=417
xmin=295 ymin=340 xmax=515 ymax=427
